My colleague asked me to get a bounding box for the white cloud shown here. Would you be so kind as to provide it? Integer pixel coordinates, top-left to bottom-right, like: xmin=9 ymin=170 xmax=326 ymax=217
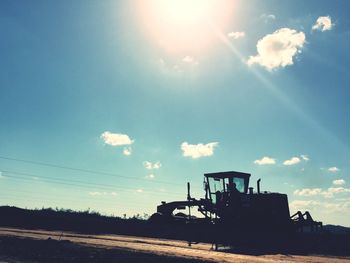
xmin=153 ymin=162 xmax=161 ymax=169
xmin=145 ymin=174 xmax=155 ymax=179
xmin=247 ymin=28 xmax=306 ymax=71
xmin=143 ymin=161 xmax=152 ymax=169
xmin=143 ymin=161 xmax=161 ymax=170
xmin=333 ymin=179 xmax=345 ymax=185
xmin=227 ymin=31 xmax=245 ymax=39
xmin=254 ymin=156 xmax=276 ymax=165
xmin=328 ymin=167 xmax=340 ymax=173
xmin=301 ymin=155 xmax=309 ymax=161
xmin=283 ymin=157 xmax=301 ymax=166
xmin=101 ymin=131 xmax=134 ymax=146
xmin=123 ymin=147 xmax=132 ymax=156
xmin=136 ymin=189 xmax=143 ymax=193
xmin=260 ymin=14 xmax=276 ymax=23
xmin=181 ymin=142 xmax=218 ymax=159
xmin=294 ymin=188 xmax=322 ymax=196
xmin=312 ymin=16 xmax=333 ymax=31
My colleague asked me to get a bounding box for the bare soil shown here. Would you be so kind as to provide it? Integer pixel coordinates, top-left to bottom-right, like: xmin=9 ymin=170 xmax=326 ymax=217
xmin=0 ymin=227 xmax=349 ymax=263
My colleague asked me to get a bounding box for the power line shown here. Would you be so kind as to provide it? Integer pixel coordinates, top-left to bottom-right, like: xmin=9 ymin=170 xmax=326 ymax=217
xmin=0 ymin=155 xmax=186 ymax=187
xmin=2 ymin=174 xmax=185 ymax=198
xmin=1 ymin=170 xmax=188 ymax=197
xmin=0 ymin=189 xmax=158 ymax=209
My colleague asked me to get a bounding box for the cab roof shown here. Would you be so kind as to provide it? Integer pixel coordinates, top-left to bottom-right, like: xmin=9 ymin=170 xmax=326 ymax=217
xmin=204 ymin=171 xmax=251 ymax=180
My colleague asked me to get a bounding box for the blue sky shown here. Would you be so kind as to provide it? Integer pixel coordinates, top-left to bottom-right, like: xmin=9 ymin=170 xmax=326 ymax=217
xmin=0 ymin=0 xmax=350 ymax=226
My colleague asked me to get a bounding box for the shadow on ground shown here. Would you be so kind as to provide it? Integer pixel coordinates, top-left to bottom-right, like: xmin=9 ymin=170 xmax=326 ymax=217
xmin=0 ymin=236 xmax=213 ymax=263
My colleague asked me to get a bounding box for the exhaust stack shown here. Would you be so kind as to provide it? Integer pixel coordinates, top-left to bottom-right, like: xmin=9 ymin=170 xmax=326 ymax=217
xmin=257 ymin=178 xmax=261 ymax=194
xmin=187 ymin=182 xmax=191 ymax=200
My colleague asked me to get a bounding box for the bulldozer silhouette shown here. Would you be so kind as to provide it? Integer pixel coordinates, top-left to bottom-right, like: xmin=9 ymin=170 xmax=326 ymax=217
xmin=149 ymin=171 xmax=322 ymax=249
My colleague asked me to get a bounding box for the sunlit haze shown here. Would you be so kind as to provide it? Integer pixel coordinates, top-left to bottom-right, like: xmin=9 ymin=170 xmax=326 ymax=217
xmin=137 ymin=0 xmax=234 ymax=54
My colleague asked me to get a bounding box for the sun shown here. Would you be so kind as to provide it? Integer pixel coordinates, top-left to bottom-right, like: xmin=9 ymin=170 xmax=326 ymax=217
xmin=137 ymin=0 xmax=234 ymax=54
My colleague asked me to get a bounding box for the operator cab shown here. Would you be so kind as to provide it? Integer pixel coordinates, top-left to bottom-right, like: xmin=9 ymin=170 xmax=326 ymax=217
xmin=204 ymin=171 xmax=251 ymax=204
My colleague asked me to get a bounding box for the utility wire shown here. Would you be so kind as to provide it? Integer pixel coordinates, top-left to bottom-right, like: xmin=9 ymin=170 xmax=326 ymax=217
xmin=0 ymin=155 xmax=186 ymax=186
xmin=0 ymin=191 xmax=157 ymax=209
xmin=1 ymin=169 xmax=185 ymax=196
xmin=2 ymin=172 xmax=186 ymax=198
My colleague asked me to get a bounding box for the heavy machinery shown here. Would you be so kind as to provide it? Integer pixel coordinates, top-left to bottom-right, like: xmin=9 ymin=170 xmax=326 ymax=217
xmin=149 ymin=171 xmax=322 ymax=247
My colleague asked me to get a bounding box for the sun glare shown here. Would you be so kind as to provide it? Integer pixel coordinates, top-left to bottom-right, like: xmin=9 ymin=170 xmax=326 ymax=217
xmin=137 ymin=0 xmax=234 ymax=54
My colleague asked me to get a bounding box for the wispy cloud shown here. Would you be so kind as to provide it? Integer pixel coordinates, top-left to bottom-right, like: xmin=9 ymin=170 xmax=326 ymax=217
xmin=301 ymin=155 xmax=309 ymax=161
xmin=294 ymin=188 xmax=322 ymax=196
xmin=333 ymin=179 xmax=345 ymax=185
xmin=157 ymin=58 xmax=183 ymax=75
xmin=89 ymin=191 xmax=117 ymax=196
xmin=289 ymin=200 xmax=320 ymax=210
xmin=312 ymin=16 xmax=333 ymax=31
xmin=101 ymin=131 xmax=134 ymax=146
xmin=136 ymin=189 xmax=143 ymax=193
xmin=247 ymin=28 xmax=305 ymax=71
xmin=254 ymin=156 xmax=276 ymax=165
xmin=227 ymin=31 xmax=245 ymax=39
xmin=260 ymin=13 xmax=276 ymax=23
xmin=328 ymin=167 xmax=340 ymax=173
xmin=145 ymin=174 xmax=155 ymax=179
xmin=143 ymin=161 xmax=161 ymax=170
xmin=181 ymin=142 xmax=218 ymax=159
xmin=182 ymin=56 xmax=199 ymax=65
xmin=283 ymin=157 xmax=301 ymax=166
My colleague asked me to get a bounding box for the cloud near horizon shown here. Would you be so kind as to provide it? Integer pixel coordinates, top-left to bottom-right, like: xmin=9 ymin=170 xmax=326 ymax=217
xmin=294 ymin=187 xmax=350 ymax=198
xmin=333 ymin=179 xmax=345 ymax=185
xmin=181 ymin=142 xmax=218 ymax=159
xmin=289 ymin=199 xmax=350 ymax=213
xmin=312 ymin=16 xmax=333 ymax=31
xmin=254 ymin=156 xmax=276 ymax=165
xmin=247 ymin=28 xmax=305 ymax=71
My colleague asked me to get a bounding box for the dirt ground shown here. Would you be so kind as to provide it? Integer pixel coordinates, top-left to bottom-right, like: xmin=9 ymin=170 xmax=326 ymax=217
xmin=0 ymin=227 xmax=349 ymax=263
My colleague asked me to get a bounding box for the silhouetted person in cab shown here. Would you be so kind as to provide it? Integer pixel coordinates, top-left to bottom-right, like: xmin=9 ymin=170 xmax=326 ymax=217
xmin=228 ymin=183 xmax=241 ymax=215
